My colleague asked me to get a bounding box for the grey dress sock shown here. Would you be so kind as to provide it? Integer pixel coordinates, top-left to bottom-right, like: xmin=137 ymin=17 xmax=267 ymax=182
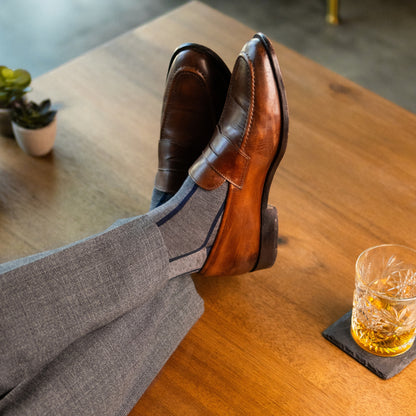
xmin=149 ymin=188 xmax=175 ymax=210
xmin=147 ymin=177 xmax=228 ymax=278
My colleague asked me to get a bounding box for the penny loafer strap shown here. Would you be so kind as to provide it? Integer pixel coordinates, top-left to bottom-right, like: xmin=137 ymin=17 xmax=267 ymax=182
xmin=189 ymin=127 xmax=250 ymax=190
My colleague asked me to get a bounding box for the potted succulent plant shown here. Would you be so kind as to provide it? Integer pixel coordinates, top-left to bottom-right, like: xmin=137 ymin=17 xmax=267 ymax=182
xmin=11 ymin=99 xmax=57 ymax=156
xmin=0 ymin=66 xmax=31 ymax=137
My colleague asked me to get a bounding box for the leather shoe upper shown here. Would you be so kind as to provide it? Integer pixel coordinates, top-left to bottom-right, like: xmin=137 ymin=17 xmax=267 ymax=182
xmin=155 ymin=44 xmax=231 ymax=194
xmin=190 ymin=34 xmax=288 ymax=276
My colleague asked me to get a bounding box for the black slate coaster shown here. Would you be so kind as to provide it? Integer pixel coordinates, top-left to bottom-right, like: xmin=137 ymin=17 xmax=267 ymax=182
xmin=322 ymin=310 xmax=416 ymax=379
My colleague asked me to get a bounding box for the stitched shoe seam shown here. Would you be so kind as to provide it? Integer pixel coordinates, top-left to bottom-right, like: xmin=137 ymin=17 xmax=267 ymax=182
xmin=239 ymin=51 xmax=255 ymax=155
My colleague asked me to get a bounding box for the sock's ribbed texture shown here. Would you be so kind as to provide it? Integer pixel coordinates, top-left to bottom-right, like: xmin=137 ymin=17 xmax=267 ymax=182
xmin=147 ymin=177 xmax=228 ymax=278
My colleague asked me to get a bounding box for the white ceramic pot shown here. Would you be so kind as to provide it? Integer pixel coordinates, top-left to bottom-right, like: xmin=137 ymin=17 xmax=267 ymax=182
xmin=0 ymin=107 xmax=13 ymax=137
xmin=12 ymin=116 xmax=57 ymax=156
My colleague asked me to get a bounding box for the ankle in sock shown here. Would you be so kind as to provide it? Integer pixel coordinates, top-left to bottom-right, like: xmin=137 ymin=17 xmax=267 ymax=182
xmin=149 ymin=188 xmax=175 ymax=210
xmin=147 ymin=177 xmax=228 ymax=278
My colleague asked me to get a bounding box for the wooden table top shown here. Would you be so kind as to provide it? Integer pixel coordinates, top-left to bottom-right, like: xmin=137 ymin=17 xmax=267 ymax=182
xmin=2 ymin=2 xmax=416 ymax=415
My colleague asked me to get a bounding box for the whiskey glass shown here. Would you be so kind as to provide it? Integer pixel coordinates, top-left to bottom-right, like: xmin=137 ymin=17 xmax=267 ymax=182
xmin=351 ymin=244 xmax=416 ymax=357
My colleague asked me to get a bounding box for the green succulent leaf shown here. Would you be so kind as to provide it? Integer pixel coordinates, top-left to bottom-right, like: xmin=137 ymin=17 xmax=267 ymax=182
xmin=0 ymin=66 xmax=13 ymax=81
xmin=0 ymin=67 xmax=30 ymax=84
xmin=10 ymin=69 xmax=31 ymax=87
xmin=0 ymin=66 xmax=32 ymax=107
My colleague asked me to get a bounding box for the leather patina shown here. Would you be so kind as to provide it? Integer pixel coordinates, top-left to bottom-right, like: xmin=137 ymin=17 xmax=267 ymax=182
xmin=155 ymin=44 xmax=231 ymax=194
xmin=190 ymin=34 xmax=289 ymax=276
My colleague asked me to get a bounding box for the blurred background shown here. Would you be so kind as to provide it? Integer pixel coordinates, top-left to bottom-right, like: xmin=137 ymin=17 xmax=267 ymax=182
xmin=1 ymin=0 xmax=415 ymax=113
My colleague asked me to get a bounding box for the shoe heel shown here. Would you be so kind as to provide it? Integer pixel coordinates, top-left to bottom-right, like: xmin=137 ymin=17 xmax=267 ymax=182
xmin=253 ymin=205 xmax=278 ymax=271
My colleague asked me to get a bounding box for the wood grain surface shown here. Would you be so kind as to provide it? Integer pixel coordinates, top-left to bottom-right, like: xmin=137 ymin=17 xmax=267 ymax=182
xmin=1 ymin=2 xmax=416 ymax=415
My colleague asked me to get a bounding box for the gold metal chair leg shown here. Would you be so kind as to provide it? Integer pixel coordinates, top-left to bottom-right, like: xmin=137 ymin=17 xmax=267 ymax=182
xmin=326 ymin=0 xmax=339 ymax=25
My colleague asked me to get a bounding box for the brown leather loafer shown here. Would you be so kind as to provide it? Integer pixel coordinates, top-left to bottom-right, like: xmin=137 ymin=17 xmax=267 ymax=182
xmin=189 ymin=33 xmax=289 ymax=276
xmin=155 ymin=43 xmax=231 ymax=194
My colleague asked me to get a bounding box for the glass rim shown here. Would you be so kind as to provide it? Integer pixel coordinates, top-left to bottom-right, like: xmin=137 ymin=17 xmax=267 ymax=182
xmin=355 ymin=244 xmax=416 ymax=302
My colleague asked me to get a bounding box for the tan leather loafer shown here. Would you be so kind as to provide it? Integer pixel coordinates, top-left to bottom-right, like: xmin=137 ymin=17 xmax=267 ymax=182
xmin=189 ymin=33 xmax=289 ymax=276
xmin=155 ymin=43 xmax=231 ymax=194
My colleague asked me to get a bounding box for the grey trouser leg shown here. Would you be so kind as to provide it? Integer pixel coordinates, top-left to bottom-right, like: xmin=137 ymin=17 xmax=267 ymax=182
xmin=0 ymin=276 xmax=203 ymax=416
xmin=0 ymin=215 xmax=204 ymax=415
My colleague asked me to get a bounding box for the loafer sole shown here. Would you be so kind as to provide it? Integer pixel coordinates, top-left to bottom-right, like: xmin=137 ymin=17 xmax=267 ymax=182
xmin=253 ymin=33 xmax=289 ymax=271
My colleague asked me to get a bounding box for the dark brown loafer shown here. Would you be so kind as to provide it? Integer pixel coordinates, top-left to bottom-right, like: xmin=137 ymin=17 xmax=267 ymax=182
xmin=189 ymin=33 xmax=289 ymax=276
xmin=155 ymin=43 xmax=231 ymax=194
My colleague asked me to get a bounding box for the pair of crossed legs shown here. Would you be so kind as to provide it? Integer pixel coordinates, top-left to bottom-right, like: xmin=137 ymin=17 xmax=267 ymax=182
xmin=0 ymin=32 xmax=288 ymax=415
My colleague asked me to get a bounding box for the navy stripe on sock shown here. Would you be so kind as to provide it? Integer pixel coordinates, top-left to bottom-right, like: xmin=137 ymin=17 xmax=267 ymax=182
xmin=173 ymin=269 xmax=201 ymax=279
xmin=169 ymin=198 xmax=226 ymax=263
xmin=156 ymin=184 xmax=198 ymax=227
